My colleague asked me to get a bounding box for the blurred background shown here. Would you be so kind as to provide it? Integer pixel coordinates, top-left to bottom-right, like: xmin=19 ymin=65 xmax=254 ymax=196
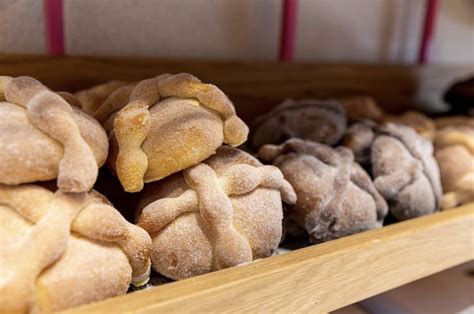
xmin=1 ymin=0 xmax=473 ymax=63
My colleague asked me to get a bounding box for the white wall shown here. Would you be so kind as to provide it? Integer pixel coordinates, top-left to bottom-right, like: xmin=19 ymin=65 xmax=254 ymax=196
xmin=64 ymin=0 xmax=281 ymax=59
xmin=0 ymin=0 xmax=45 ymax=54
xmin=295 ymin=0 xmax=425 ymax=63
xmin=0 ymin=0 xmax=472 ymax=64
xmin=431 ymin=0 xmax=474 ymax=63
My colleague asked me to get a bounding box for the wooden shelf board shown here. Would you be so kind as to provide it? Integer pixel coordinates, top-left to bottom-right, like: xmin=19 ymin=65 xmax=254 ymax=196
xmin=65 ymin=204 xmax=474 ymax=313
xmin=1 ymin=54 xmax=473 ymax=122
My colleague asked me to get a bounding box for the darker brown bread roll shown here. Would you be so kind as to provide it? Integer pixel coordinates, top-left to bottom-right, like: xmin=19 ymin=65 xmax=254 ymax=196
xmin=251 ymin=99 xmax=347 ymax=148
xmin=343 ymin=122 xmax=443 ymax=220
xmin=259 ymin=138 xmax=388 ymax=243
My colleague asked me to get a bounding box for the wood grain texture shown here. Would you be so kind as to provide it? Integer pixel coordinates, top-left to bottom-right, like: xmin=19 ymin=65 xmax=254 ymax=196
xmin=65 ymin=205 xmax=474 ymax=313
xmin=1 ymin=54 xmax=472 ymax=123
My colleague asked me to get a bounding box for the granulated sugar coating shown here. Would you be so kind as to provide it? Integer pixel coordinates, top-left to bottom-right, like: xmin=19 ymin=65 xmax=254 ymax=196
xmin=344 ymin=122 xmax=443 ymax=220
xmin=259 ymin=138 xmax=387 ymax=244
xmin=0 ymin=76 xmax=108 ymax=192
xmin=0 ymin=185 xmax=152 ymax=312
xmin=84 ymin=73 xmax=249 ymax=192
xmin=136 ymin=146 xmax=296 ymax=280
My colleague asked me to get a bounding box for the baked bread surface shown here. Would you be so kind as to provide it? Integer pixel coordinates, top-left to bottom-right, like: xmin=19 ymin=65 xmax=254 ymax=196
xmin=136 ymin=146 xmax=296 ymax=280
xmin=0 ymin=185 xmax=152 ymax=313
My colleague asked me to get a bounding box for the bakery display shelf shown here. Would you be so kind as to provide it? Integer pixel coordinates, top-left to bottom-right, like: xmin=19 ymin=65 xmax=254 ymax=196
xmin=62 ymin=204 xmax=473 ymax=313
xmin=1 ymin=55 xmax=473 ymax=313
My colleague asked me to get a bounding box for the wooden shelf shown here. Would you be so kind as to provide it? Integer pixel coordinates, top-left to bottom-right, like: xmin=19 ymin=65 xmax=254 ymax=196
xmin=1 ymin=54 xmax=473 ymax=122
xmin=1 ymin=55 xmax=473 ymax=312
xmin=66 ymin=204 xmax=473 ymax=313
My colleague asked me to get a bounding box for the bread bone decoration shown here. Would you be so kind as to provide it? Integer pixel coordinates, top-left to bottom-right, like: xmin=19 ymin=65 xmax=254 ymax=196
xmin=0 ymin=184 xmax=152 ymax=313
xmin=259 ymin=138 xmax=388 ymax=243
xmin=91 ymin=73 xmax=249 ymax=192
xmin=0 ymin=76 xmax=108 ymax=192
xmin=433 ymin=116 xmax=474 ymax=209
xmin=136 ymin=146 xmax=296 ymax=280
xmin=251 ymin=99 xmax=347 ymax=148
xmin=343 ymin=122 xmax=443 ymax=220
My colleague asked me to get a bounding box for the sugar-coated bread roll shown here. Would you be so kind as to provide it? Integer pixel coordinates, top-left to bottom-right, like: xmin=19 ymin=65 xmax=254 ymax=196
xmin=91 ymin=74 xmax=249 ymax=192
xmin=434 ymin=116 xmax=474 ymax=209
xmin=383 ymin=111 xmax=435 ymax=140
xmin=342 ymin=120 xmax=377 ymax=167
xmin=0 ymin=184 xmax=152 ymax=313
xmin=0 ymin=76 xmax=108 ymax=192
xmin=136 ymin=146 xmax=296 ymax=280
xmin=251 ymin=99 xmax=347 ymax=148
xmin=344 ymin=122 xmax=443 ymax=220
xmin=259 ymin=138 xmax=387 ymax=243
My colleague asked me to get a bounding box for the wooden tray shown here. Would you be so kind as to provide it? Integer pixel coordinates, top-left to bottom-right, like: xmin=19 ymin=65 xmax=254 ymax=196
xmin=1 ymin=55 xmax=473 ymax=313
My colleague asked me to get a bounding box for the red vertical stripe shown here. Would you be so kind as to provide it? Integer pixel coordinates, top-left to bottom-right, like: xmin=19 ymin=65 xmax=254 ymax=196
xmin=418 ymin=0 xmax=438 ymax=64
xmin=44 ymin=0 xmax=64 ymax=55
xmin=279 ymin=0 xmax=298 ymax=62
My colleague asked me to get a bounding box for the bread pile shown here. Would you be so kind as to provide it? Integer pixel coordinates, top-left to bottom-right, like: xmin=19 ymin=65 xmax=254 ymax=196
xmin=0 ymin=77 xmax=153 ymax=312
xmin=1 ymin=74 xmax=468 ymax=311
xmin=252 ymin=97 xmax=449 ymax=242
xmin=0 ymin=75 xmax=296 ymax=311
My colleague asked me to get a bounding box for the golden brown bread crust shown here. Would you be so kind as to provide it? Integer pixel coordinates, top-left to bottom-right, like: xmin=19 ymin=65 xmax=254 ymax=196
xmin=259 ymin=138 xmax=388 ymax=243
xmin=433 ymin=117 xmax=474 ymax=209
xmin=93 ymin=74 xmax=249 ymax=192
xmin=136 ymin=147 xmax=296 ymax=280
xmin=434 ymin=115 xmax=474 ymax=129
xmin=0 ymin=76 xmax=108 ymax=192
xmin=74 ymin=80 xmax=129 ymax=115
xmin=0 ymin=184 xmax=152 ymax=313
xmin=339 ymin=96 xmax=384 ymax=123
xmin=383 ymin=111 xmax=435 ymax=140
